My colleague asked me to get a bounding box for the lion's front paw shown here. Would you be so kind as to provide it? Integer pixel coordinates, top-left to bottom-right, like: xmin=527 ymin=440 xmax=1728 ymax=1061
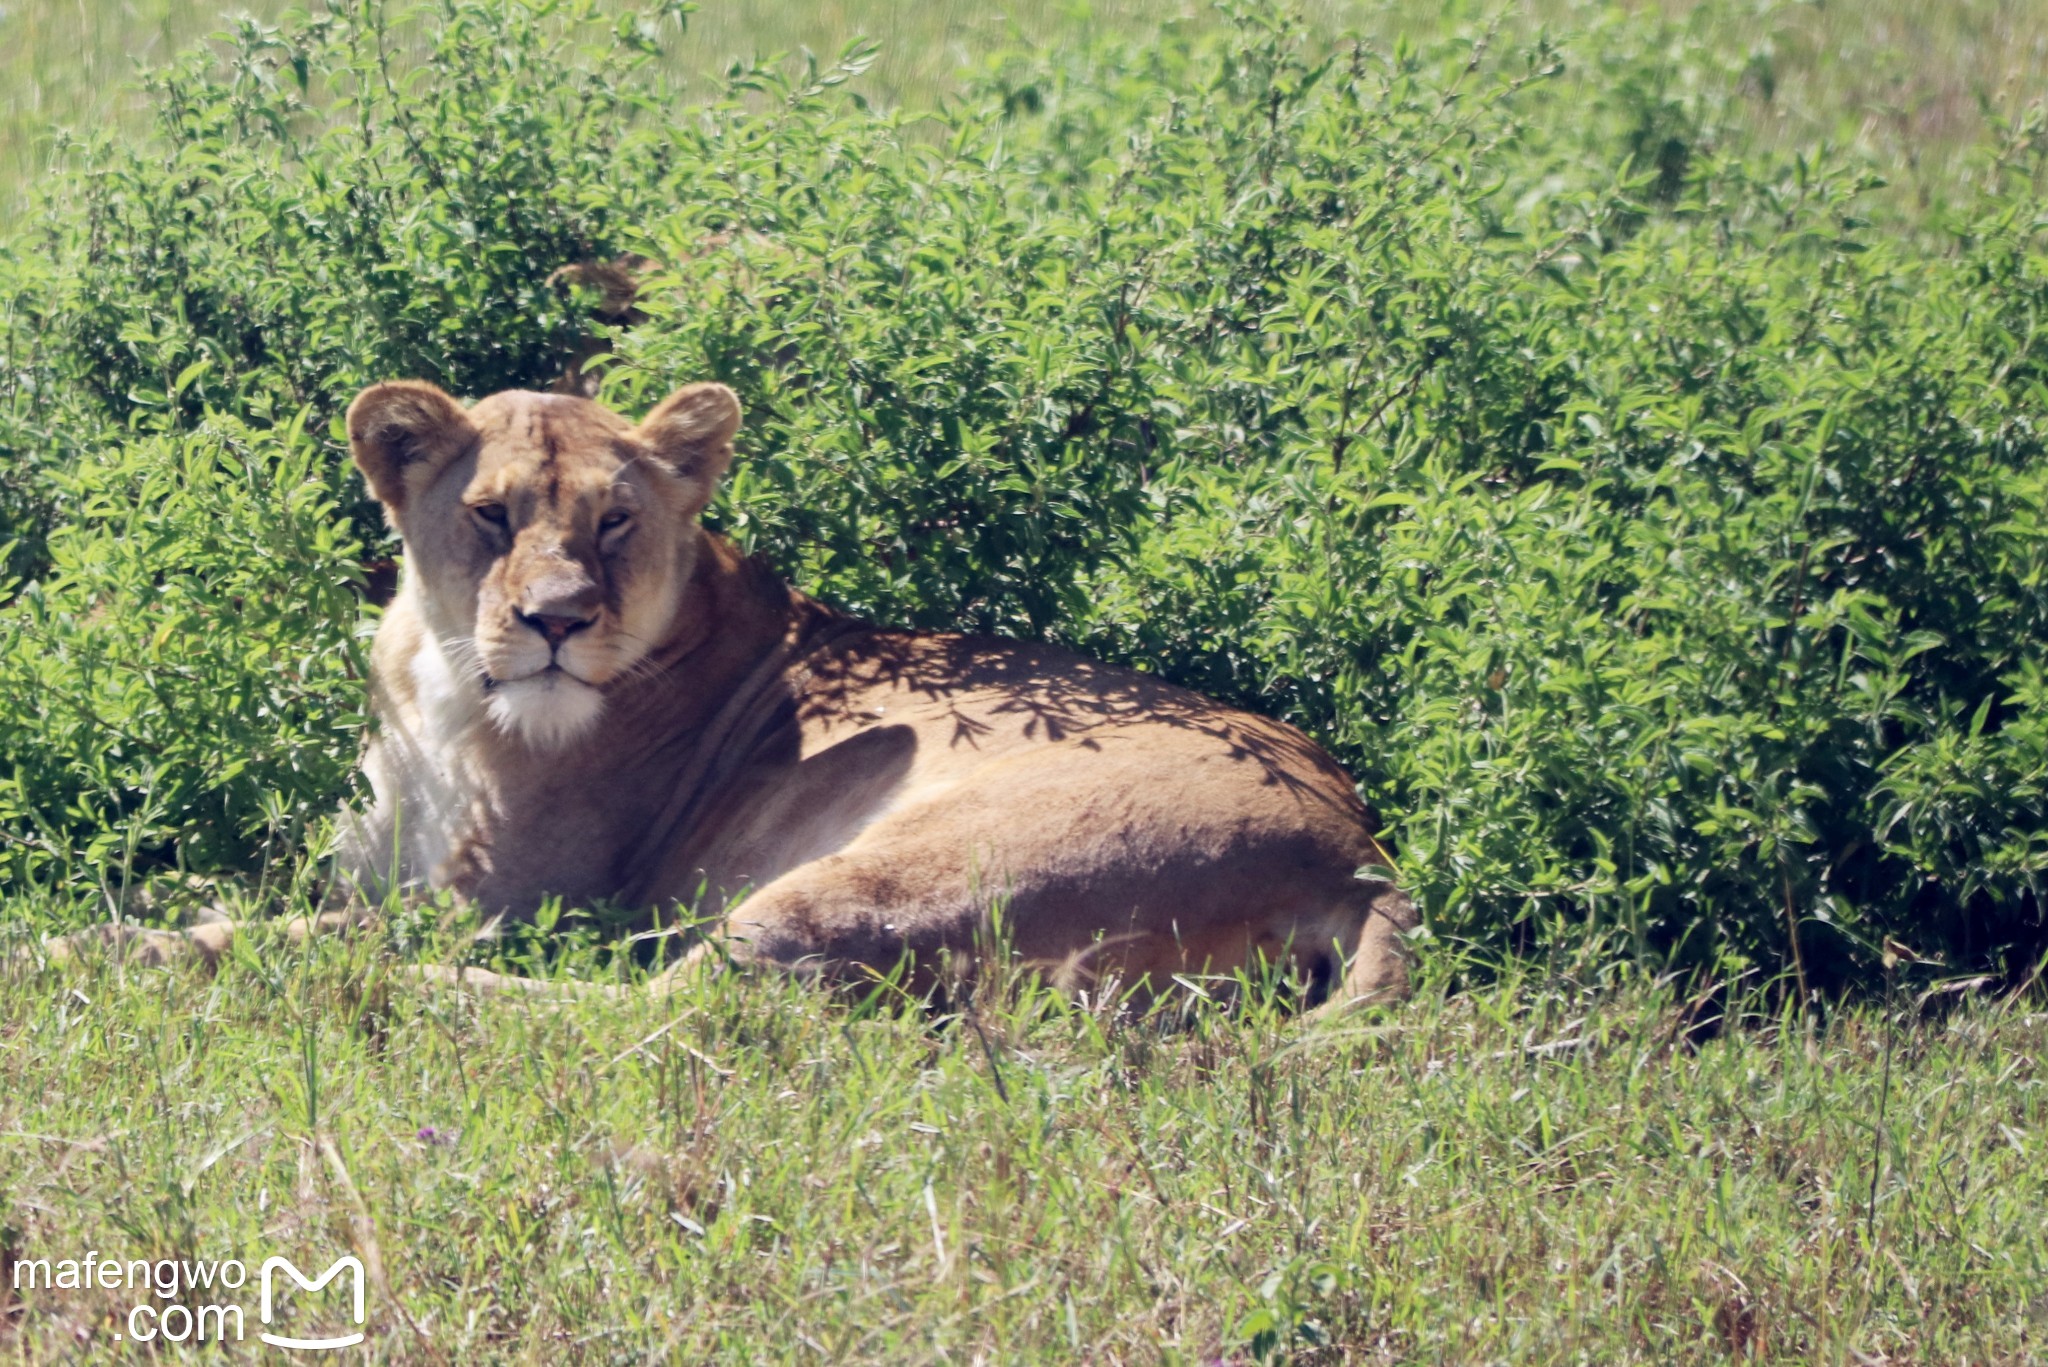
xmin=30 ymin=921 xmax=234 ymax=971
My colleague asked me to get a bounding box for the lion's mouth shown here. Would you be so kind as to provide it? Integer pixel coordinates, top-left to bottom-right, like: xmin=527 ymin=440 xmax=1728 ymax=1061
xmin=481 ymin=661 xmax=608 ymax=749
xmin=482 ymin=662 xmax=596 ymax=692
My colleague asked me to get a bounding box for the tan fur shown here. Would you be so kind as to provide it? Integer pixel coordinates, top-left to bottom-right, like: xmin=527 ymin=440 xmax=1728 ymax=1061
xmin=58 ymin=382 xmax=1420 ymax=1010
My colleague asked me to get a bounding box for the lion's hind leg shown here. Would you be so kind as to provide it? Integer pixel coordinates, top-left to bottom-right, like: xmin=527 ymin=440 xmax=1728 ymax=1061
xmin=1299 ymin=884 xmax=1418 ymax=1019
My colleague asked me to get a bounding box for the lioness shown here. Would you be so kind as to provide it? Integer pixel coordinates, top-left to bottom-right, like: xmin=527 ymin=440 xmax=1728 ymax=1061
xmin=63 ymin=381 xmax=1419 ymax=1008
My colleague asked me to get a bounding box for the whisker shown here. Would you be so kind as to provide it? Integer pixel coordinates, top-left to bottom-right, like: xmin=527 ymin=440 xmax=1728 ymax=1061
xmin=614 ymin=654 xmax=668 ymax=688
xmin=440 ymin=636 xmax=487 ymax=674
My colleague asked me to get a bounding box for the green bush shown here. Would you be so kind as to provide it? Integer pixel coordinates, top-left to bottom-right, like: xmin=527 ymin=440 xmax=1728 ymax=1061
xmin=0 ymin=410 xmax=365 ymax=894
xmin=1 ymin=0 xmax=2042 ymax=987
xmin=0 ymin=0 xmax=689 ymax=565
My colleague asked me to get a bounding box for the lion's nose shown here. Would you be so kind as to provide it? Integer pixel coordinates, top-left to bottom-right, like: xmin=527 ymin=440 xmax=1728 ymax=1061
xmin=517 ymin=609 xmax=594 ymax=648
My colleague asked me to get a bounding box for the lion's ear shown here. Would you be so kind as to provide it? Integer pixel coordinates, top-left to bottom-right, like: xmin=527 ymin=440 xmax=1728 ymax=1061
xmin=636 ymin=382 xmax=741 ymax=514
xmin=347 ymin=381 xmax=475 ymax=513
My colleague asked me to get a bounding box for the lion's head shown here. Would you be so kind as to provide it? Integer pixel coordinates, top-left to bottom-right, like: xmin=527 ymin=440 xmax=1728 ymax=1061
xmin=346 ymin=381 xmax=741 ymax=749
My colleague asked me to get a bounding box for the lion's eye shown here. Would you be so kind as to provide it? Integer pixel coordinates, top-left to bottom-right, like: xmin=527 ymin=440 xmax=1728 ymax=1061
xmin=472 ymin=503 xmax=508 ymax=527
xmin=598 ymin=510 xmax=631 ymax=534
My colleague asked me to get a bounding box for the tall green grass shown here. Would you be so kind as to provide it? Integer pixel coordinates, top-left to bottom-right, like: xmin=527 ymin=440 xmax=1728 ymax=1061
xmin=2 ymin=926 xmax=2042 ymax=1362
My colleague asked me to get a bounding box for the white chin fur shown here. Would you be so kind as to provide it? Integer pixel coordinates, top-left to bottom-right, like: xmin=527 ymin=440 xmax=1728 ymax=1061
xmin=486 ymin=673 xmax=605 ymax=749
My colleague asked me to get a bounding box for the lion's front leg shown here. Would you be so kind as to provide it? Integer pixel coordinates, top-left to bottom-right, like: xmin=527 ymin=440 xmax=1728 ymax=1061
xmin=27 ymin=910 xmax=375 ymax=972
